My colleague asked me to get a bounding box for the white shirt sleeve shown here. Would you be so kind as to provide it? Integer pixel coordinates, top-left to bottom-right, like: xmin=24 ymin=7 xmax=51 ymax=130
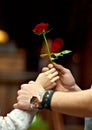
xmin=0 ymin=109 xmax=37 ymax=130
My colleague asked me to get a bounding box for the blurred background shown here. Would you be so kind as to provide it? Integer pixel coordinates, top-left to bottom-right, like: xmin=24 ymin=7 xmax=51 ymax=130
xmin=0 ymin=0 xmax=92 ymax=130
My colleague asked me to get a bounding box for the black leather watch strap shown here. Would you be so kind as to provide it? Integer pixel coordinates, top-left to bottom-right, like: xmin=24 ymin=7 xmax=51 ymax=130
xmin=41 ymin=90 xmax=54 ymax=110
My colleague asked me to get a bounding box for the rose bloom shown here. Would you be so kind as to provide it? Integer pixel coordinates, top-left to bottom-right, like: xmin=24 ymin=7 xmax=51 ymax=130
xmin=33 ymin=22 xmax=49 ymax=33
xmin=51 ymin=38 xmax=64 ymax=53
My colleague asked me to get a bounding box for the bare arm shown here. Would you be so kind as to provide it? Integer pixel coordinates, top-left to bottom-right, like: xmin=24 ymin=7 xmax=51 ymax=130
xmin=51 ymin=88 xmax=92 ymax=117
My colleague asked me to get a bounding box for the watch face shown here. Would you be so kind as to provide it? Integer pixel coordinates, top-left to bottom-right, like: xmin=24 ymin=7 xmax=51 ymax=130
xmin=30 ymin=96 xmax=43 ymax=110
xmin=30 ymin=96 xmax=39 ymax=109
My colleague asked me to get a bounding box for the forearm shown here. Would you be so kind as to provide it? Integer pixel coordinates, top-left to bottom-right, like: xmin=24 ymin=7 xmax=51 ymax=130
xmin=51 ymin=89 xmax=92 ymax=117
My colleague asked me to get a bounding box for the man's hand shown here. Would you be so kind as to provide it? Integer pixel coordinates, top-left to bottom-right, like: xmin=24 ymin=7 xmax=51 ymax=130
xmin=42 ymin=62 xmax=80 ymax=92
xmin=13 ymin=82 xmax=45 ymax=110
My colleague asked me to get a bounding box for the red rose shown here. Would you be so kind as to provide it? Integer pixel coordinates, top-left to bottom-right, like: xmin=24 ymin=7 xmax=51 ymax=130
xmin=33 ymin=22 xmax=71 ymax=62
xmin=51 ymin=38 xmax=64 ymax=53
xmin=33 ymin=22 xmax=49 ymax=33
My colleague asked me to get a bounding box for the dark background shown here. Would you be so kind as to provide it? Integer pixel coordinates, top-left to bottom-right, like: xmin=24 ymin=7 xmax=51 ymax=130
xmin=0 ymin=0 xmax=89 ymax=46
xmin=0 ymin=0 xmax=92 ymax=86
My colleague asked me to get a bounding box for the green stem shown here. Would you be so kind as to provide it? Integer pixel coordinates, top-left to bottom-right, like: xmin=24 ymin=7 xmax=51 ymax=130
xmin=43 ymin=32 xmax=52 ymax=62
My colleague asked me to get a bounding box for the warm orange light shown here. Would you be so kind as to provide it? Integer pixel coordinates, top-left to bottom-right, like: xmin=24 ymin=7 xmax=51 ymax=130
xmin=0 ymin=30 xmax=9 ymax=44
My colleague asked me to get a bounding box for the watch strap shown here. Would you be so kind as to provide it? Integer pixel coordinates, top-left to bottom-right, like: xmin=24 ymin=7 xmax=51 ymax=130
xmin=41 ymin=90 xmax=54 ymax=110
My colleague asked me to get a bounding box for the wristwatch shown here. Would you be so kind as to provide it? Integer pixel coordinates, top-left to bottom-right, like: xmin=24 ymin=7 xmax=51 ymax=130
xmin=30 ymin=90 xmax=54 ymax=110
xmin=30 ymin=90 xmax=46 ymax=110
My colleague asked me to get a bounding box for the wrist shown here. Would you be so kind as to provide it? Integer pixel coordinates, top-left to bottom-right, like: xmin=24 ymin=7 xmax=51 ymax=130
xmin=70 ymin=83 xmax=81 ymax=91
xmin=30 ymin=90 xmax=46 ymax=110
xmin=30 ymin=90 xmax=54 ymax=110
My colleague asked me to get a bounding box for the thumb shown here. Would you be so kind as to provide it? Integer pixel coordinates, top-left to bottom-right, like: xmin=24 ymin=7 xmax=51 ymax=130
xmin=53 ymin=62 xmax=65 ymax=73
